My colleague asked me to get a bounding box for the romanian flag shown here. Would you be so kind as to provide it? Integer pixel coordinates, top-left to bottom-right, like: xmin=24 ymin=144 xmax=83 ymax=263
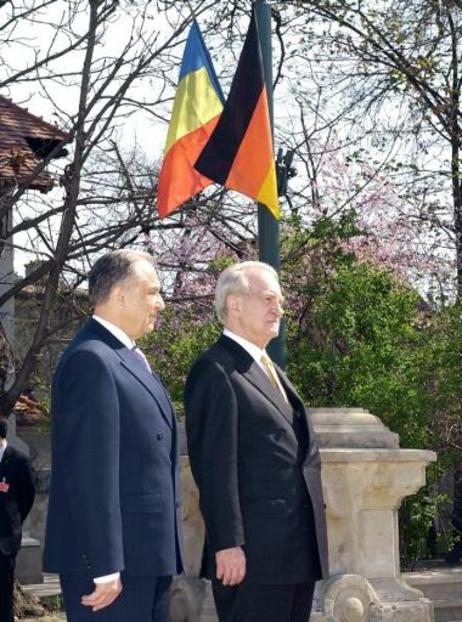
xmin=157 ymin=21 xmax=224 ymax=219
xmin=194 ymin=10 xmax=280 ymax=219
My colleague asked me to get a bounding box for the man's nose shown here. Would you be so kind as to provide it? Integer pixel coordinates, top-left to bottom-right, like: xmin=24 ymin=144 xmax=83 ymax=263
xmin=156 ymin=294 xmax=165 ymax=311
xmin=274 ymin=301 xmax=284 ymax=316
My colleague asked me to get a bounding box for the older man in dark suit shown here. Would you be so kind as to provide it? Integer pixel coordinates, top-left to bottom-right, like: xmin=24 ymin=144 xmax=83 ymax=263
xmin=185 ymin=261 xmax=329 ymax=622
xmin=44 ymin=250 xmax=183 ymax=622
xmin=0 ymin=417 xmax=35 ymax=622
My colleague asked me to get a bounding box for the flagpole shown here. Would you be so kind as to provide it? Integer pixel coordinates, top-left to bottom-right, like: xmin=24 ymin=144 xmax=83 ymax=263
xmin=254 ymin=0 xmax=285 ymax=369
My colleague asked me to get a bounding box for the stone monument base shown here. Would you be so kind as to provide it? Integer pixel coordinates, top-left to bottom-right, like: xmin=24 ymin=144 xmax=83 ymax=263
xmin=170 ymin=574 xmax=434 ymax=622
xmin=312 ymin=574 xmax=434 ymax=621
xmin=16 ymin=533 xmax=42 ymax=584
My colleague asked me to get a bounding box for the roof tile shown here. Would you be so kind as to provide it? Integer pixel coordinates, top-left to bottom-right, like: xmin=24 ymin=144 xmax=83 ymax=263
xmin=0 ymin=95 xmax=69 ymax=192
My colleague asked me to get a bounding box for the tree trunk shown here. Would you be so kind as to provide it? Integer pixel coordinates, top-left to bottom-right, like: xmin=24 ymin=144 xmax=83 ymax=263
xmin=0 ymin=0 xmax=101 ymax=416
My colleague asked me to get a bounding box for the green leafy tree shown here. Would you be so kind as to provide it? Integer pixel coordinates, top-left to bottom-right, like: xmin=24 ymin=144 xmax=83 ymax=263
xmin=282 ymin=0 xmax=462 ymax=297
xmin=142 ymin=306 xmax=219 ymax=414
xmin=146 ymin=213 xmax=461 ymax=565
xmin=282 ymin=214 xmax=461 ymax=564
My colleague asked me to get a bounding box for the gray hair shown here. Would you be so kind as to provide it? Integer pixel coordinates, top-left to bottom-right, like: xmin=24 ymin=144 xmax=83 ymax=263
xmin=88 ymin=249 xmax=155 ymax=306
xmin=214 ymin=261 xmax=279 ymax=324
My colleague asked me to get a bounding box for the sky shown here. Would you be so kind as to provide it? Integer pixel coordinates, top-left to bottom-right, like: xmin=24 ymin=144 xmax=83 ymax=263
xmin=2 ymin=0 xmax=456 ymax=298
xmin=4 ymin=2 xmax=181 ymax=275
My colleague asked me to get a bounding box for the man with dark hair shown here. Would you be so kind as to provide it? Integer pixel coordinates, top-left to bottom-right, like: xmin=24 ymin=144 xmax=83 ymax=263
xmin=44 ymin=250 xmax=183 ymax=622
xmin=185 ymin=261 xmax=329 ymax=622
xmin=0 ymin=417 xmax=35 ymax=622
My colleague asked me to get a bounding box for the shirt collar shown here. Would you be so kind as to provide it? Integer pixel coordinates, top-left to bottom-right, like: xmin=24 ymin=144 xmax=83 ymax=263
xmin=222 ymin=328 xmax=266 ymax=365
xmin=92 ymin=315 xmax=135 ymax=350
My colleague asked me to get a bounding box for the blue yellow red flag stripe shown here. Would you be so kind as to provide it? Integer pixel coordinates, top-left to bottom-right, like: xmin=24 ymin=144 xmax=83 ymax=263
xmin=157 ymin=21 xmax=224 ymax=219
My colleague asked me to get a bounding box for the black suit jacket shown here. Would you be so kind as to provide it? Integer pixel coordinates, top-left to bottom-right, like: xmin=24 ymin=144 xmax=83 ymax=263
xmin=43 ymin=319 xmax=183 ymax=579
xmin=0 ymin=445 xmax=35 ymax=556
xmin=185 ymin=335 xmax=329 ymax=584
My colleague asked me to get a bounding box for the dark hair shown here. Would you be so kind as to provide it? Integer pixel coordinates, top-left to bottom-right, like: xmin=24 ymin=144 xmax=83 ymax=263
xmin=0 ymin=418 xmax=7 ymax=439
xmin=88 ymin=250 xmax=154 ymax=306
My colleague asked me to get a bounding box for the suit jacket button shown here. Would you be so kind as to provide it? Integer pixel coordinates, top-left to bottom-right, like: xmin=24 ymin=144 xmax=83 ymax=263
xmin=157 ymin=433 xmax=163 ymax=441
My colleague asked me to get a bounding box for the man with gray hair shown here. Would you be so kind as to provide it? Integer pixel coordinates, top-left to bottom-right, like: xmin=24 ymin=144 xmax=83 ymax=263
xmin=185 ymin=261 xmax=329 ymax=622
xmin=44 ymin=250 xmax=183 ymax=622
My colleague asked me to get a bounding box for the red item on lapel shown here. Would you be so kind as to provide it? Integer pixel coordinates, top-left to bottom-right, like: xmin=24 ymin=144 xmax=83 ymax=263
xmin=0 ymin=480 xmax=10 ymax=492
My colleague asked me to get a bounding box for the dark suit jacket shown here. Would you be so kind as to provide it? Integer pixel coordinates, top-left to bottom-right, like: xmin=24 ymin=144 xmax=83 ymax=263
xmin=185 ymin=335 xmax=329 ymax=584
xmin=0 ymin=445 xmax=35 ymax=556
xmin=43 ymin=318 xmax=183 ymax=579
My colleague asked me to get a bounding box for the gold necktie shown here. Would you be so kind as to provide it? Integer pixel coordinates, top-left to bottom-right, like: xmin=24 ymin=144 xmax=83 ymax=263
xmin=261 ymin=353 xmax=288 ymax=403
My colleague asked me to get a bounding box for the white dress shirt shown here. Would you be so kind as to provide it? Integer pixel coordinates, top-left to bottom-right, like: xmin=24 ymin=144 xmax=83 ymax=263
xmin=222 ymin=328 xmax=268 ymax=372
xmin=222 ymin=329 xmax=288 ymax=401
xmin=89 ymin=316 xmax=136 ymax=585
xmin=0 ymin=439 xmax=7 ymax=464
xmin=93 ymin=315 xmax=134 ymax=350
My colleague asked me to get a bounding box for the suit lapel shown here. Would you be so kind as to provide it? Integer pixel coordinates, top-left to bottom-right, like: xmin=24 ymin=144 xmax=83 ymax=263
xmin=0 ymin=446 xmax=12 ymax=470
xmin=83 ymin=319 xmax=174 ymax=430
xmin=218 ymin=335 xmax=295 ymax=427
xmin=276 ymin=366 xmax=317 ymax=462
xmin=117 ymin=348 xmax=174 ymax=430
xmin=275 ymin=367 xmax=305 ymax=412
xmin=242 ymin=363 xmax=296 ymax=425
xmin=0 ymin=447 xmax=12 ymax=487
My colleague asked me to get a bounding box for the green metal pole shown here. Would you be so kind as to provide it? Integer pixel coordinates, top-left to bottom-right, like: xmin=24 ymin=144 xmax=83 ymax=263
xmin=254 ymin=0 xmax=286 ymax=368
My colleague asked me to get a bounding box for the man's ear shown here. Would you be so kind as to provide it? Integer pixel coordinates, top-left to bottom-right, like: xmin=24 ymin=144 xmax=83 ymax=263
xmin=226 ymin=294 xmax=242 ymax=317
xmin=113 ymin=284 xmax=126 ymax=306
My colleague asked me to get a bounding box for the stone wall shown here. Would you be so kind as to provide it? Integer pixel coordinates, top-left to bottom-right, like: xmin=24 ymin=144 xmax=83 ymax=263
xmin=14 ymin=286 xmax=87 ymax=397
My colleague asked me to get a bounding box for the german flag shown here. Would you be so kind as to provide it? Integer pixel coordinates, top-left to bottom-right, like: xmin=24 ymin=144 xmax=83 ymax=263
xmin=157 ymin=21 xmax=224 ymax=219
xmin=194 ymin=10 xmax=279 ymax=219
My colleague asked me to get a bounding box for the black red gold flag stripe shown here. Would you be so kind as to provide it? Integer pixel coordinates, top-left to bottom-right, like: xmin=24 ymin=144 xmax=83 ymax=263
xmin=194 ymin=9 xmax=279 ymax=218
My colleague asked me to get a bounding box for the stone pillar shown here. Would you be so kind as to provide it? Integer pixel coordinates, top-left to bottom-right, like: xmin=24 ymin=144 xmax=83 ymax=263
xmin=171 ymin=409 xmax=437 ymax=622
xmin=6 ymin=414 xmax=29 ymax=456
xmin=310 ymin=408 xmax=436 ymax=622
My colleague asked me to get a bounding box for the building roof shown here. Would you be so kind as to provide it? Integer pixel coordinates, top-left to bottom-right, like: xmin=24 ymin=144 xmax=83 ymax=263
xmin=0 ymin=95 xmax=69 ymax=193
